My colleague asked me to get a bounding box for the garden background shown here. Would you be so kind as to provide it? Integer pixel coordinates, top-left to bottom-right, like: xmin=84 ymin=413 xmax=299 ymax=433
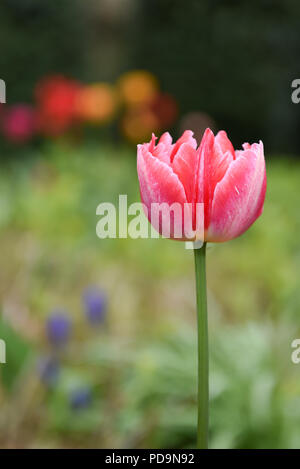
xmin=0 ymin=0 xmax=300 ymax=449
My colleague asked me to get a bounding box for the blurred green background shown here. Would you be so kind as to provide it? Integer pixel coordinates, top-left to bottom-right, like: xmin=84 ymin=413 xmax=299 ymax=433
xmin=0 ymin=0 xmax=300 ymax=449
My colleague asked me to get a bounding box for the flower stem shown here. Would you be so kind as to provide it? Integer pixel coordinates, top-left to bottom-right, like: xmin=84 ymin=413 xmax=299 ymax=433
xmin=194 ymin=242 xmax=208 ymax=449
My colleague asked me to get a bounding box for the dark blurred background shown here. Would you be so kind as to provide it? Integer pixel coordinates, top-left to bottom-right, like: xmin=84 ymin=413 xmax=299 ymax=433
xmin=1 ymin=0 xmax=300 ymax=152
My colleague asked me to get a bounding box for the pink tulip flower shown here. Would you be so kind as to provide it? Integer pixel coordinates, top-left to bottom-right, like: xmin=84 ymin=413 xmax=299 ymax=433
xmin=137 ymin=128 xmax=266 ymax=242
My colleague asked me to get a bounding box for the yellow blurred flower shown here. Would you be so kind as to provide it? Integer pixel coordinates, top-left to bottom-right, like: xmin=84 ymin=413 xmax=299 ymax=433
xmin=118 ymin=70 xmax=159 ymax=107
xmin=76 ymin=83 xmax=117 ymax=124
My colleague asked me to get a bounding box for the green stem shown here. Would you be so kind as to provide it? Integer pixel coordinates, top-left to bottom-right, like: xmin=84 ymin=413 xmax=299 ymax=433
xmin=194 ymin=242 xmax=208 ymax=449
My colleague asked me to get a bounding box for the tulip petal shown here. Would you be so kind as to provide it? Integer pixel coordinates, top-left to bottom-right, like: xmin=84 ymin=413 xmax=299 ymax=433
xmin=152 ymin=132 xmax=173 ymax=165
xmin=172 ymin=143 xmax=198 ymax=203
xmin=207 ymin=142 xmax=266 ymax=242
xmin=170 ymin=130 xmax=197 ymax=162
xmin=215 ymin=130 xmax=235 ymax=159
xmin=159 ymin=132 xmax=173 ymax=146
xmin=196 ymin=128 xmax=214 ymax=229
xmin=137 ymin=145 xmax=192 ymax=238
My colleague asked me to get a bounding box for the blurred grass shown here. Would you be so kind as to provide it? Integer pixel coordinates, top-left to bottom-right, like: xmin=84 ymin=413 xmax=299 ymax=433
xmin=0 ymin=142 xmax=300 ymax=448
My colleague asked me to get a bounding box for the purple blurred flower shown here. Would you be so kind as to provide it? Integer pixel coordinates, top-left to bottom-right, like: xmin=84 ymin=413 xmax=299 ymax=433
xmin=46 ymin=312 xmax=71 ymax=346
xmin=38 ymin=356 xmax=59 ymax=387
xmin=83 ymin=288 xmax=107 ymax=325
xmin=69 ymin=387 xmax=92 ymax=411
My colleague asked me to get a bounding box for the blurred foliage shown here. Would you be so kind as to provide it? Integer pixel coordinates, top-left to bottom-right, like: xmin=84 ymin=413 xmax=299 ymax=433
xmin=0 ymin=143 xmax=299 ymax=448
xmin=0 ymin=318 xmax=32 ymax=391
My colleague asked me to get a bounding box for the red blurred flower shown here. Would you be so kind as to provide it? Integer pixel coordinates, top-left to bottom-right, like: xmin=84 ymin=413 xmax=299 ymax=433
xmin=2 ymin=104 xmax=37 ymax=144
xmin=150 ymin=93 xmax=178 ymax=129
xmin=35 ymin=75 xmax=81 ymax=136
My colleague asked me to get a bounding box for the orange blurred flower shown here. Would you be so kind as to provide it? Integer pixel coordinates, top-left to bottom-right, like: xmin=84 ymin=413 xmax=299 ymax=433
xmin=35 ymin=75 xmax=81 ymax=136
xmin=75 ymin=83 xmax=117 ymax=124
xmin=121 ymin=107 xmax=160 ymax=144
xmin=118 ymin=70 xmax=159 ymax=107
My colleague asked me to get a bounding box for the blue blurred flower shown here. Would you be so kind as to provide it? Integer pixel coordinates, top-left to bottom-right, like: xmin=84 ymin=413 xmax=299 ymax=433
xmin=46 ymin=312 xmax=71 ymax=346
xmin=38 ymin=356 xmax=59 ymax=387
xmin=69 ymin=387 xmax=92 ymax=411
xmin=83 ymin=287 xmax=107 ymax=325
